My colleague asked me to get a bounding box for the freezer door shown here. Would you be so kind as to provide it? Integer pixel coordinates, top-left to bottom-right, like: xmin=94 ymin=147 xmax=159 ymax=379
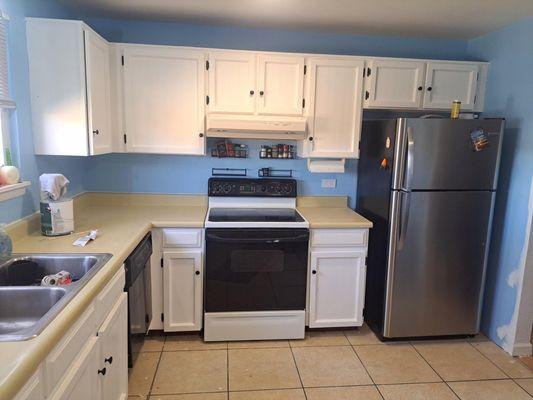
xmin=384 ymin=190 xmax=494 ymax=338
xmin=393 ymin=119 xmax=504 ymax=191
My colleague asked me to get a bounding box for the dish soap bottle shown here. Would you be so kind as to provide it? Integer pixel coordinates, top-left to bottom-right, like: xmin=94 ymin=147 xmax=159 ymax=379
xmin=0 ymin=224 xmax=12 ymax=261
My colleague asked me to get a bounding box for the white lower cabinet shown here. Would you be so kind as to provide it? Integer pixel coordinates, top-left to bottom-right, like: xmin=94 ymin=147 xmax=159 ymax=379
xmin=15 ymin=267 xmax=128 ymax=400
xmin=163 ymin=250 xmax=203 ymax=332
xmin=307 ymin=229 xmax=369 ymax=328
xmin=98 ymin=293 xmax=128 ymax=400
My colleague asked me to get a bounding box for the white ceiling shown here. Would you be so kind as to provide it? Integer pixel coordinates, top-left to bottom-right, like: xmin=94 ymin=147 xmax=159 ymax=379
xmin=59 ymin=0 xmax=533 ymax=39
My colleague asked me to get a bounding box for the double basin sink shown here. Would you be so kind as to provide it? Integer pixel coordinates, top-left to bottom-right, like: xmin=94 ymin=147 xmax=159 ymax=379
xmin=0 ymin=254 xmax=111 ymax=341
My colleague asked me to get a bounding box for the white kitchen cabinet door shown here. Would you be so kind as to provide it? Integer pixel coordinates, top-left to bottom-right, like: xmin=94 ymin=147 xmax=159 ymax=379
xmin=305 ymin=58 xmax=365 ymax=158
xmin=123 ymin=45 xmax=206 ymax=154
xmin=309 ymin=250 xmax=367 ymax=328
xmin=163 ymin=250 xmax=203 ymax=332
xmin=365 ymin=59 xmax=425 ymax=109
xmin=208 ymin=52 xmax=256 ymax=114
xmin=422 ymin=62 xmax=479 ymax=110
xmin=257 ymin=54 xmax=305 ymax=116
xmin=98 ymin=293 xmax=128 ymax=400
xmin=26 ymin=19 xmax=113 ymax=156
xmin=49 ymin=337 xmax=101 ymax=400
xmin=85 ymin=28 xmax=112 ymax=155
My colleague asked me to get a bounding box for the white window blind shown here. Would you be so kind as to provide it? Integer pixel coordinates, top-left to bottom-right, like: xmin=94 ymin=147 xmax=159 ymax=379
xmin=0 ymin=12 xmax=14 ymax=109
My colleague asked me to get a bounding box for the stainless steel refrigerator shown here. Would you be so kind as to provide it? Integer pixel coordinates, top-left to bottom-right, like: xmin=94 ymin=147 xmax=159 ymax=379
xmin=357 ymin=118 xmax=504 ymax=338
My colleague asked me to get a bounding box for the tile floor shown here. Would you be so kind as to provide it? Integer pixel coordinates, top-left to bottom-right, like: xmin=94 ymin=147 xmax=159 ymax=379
xmin=128 ymin=325 xmax=533 ymax=400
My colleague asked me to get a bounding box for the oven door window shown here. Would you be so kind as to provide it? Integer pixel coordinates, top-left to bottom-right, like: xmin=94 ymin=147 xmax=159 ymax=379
xmin=205 ymin=229 xmax=309 ymax=312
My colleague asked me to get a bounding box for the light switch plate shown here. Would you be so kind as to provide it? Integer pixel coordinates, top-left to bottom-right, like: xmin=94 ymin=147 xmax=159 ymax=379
xmin=321 ymin=179 xmax=336 ymax=188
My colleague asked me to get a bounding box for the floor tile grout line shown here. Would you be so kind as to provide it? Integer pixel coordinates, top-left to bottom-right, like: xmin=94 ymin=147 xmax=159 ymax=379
xmin=289 ymin=344 xmax=308 ymax=399
xmin=466 ymin=339 xmax=513 ymax=379
xmin=346 ymin=336 xmax=385 ymax=400
xmin=146 ymin=350 xmax=164 ymax=398
xmin=226 ymin=346 xmax=230 ymax=397
xmin=409 ymin=342 xmax=462 ymax=399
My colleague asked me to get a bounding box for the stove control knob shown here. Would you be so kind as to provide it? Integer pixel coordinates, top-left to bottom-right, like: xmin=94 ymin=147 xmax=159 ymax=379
xmin=276 ymin=186 xmax=282 ymax=193
xmin=223 ymin=184 xmax=232 ymax=194
xmin=261 ymin=185 xmax=267 ymax=192
xmin=282 ymin=184 xmax=291 ymax=193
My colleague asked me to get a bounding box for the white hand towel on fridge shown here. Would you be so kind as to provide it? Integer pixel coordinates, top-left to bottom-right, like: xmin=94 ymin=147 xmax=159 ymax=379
xmin=39 ymin=174 xmax=70 ymax=201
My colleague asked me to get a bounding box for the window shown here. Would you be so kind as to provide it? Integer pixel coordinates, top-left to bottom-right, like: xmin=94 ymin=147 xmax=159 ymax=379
xmin=0 ymin=11 xmax=14 ymax=167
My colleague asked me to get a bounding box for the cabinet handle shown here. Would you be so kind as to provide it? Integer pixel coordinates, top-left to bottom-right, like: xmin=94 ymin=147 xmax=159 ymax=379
xmin=417 ymin=86 xmax=423 ymax=91
xmin=199 ymin=133 xmax=204 ymax=138
xmin=427 ymin=86 xmax=432 ymax=91
xmin=92 ymin=129 xmax=99 ymax=135
xmin=312 ymin=270 xmax=317 ymax=275
xmin=98 ymin=367 xmax=107 ymax=376
xmin=250 ymin=90 xmax=255 ymax=95
xmin=195 ymin=270 xmax=200 ymax=275
xmin=105 ymin=356 xmax=113 ymax=364
xmin=308 ymin=137 xmax=314 ymax=142
xmin=259 ymin=90 xmax=264 ymax=96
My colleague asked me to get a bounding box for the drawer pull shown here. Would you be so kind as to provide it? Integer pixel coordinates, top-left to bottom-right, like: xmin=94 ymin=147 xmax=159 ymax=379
xmin=98 ymin=367 xmax=107 ymax=376
xmin=105 ymin=356 xmax=113 ymax=364
xmin=312 ymin=270 xmax=317 ymax=275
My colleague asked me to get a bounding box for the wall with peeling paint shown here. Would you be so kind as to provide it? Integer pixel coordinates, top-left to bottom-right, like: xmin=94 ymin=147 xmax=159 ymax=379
xmin=468 ymin=17 xmax=533 ymax=355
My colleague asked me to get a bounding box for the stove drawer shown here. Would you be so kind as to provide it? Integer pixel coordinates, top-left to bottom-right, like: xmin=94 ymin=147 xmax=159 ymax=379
xmin=311 ymin=229 xmax=367 ymax=248
xmin=163 ymin=228 xmax=203 ymax=248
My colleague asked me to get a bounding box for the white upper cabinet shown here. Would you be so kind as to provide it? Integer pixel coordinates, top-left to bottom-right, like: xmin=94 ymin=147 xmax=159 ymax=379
xmin=85 ymin=29 xmax=112 ymax=155
xmin=257 ymin=54 xmax=305 ymax=116
xmin=26 ymin=19 xmax=112 ymax=156
xmin=208 ymin=51 xmax=256 ymax=114
xmin=422 ymin=62 xmax=479 ymax=110
xmin=304 ymin=58 xmax=365 ymax=158
xmin=364 ymin=59 xmax=426 ymax=109
xmin=122 ymin=45 xmax=206 ymax=155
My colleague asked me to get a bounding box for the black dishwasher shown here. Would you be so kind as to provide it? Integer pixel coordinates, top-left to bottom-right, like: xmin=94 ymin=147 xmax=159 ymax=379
xmin=124 ymin=232 xmax=152 ymax=368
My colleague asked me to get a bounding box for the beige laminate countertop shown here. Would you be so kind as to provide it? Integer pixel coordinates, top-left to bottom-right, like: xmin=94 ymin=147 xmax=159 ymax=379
xmin=0 ymin=193 xmax=371 ymax=398
xmin=0 ymin=195 xmax=207 ymax=399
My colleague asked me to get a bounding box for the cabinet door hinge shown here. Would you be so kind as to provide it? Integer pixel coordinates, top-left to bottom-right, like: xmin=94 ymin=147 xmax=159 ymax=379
xmin=363 ymin=68 xmax=366 ymax=77
xmin=123 ymin=134 xmax=127 ymax=144
xmin=121 ymin=55 xmax=124 ymax=66
xmin=365 ymin=91 xmax=370 ymax=100
xmin=366 ymin=67 xmax=371 ymax=77
xmin=161 ymin=313 xmax=164 ymax=322
xmin=303 ymin=65 xmax=307 ymax=75
xmin=160 ymin=258 xmax=164 ymax=268
xmin=206 ymin=95 xmax=210 ymax=105
xmin=302 ymin=98 xmax=305 ymax=108
xmin=206 ymin=60 xmax=209 ymax=70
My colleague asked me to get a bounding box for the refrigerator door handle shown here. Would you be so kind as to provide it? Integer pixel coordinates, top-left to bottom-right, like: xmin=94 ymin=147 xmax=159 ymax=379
xmin=403 ymin=127 xmax=415 ymax=191
xmin=398 ymin=191 xmax=410 ymax=250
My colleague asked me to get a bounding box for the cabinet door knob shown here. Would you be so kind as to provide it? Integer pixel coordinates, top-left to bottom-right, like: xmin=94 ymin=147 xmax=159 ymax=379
xmin=312 ymin=270 xmax=317 ymax=275
xmin=195 ymin=270 xmax=200 ymax=275
xmin=93 ymin=129 xmax=99 ymax=135
xmin=250 ymin=90 xmax=255 ymax=95
xmin=259 ymin=90 xmax=264 ymax=96
xmin=199 ymin=133 xmax=204 ymax=138
xmin=308 ymin=137 xmax=314 ymax=141
xmin=427 ymin=86 xmax=432 ymax=91
xmin=98 ymin=367 xmax=107 ymax=376
xmin=105 ymin=356 xmax=113 ymax=364
xmin=417 ymin=86 xmax=423 ymax=91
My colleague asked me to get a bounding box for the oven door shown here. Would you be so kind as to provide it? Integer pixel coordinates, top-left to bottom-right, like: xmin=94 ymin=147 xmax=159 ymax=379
xmin=205 ymin=228 xmax=309 ymax=312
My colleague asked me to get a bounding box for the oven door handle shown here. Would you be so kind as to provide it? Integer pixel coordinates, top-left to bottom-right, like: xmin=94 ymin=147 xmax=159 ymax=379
xmin=206 ymin=234 xmax=309 ymax=243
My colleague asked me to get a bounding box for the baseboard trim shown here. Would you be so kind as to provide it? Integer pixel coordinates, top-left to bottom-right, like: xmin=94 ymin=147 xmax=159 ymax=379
xmin=512 ymin=342 xmax=533 ymax=357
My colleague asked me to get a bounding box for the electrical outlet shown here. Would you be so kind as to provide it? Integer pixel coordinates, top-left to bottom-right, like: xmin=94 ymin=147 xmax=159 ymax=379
xmin=321 ymin=179 xmax=336 ymax=188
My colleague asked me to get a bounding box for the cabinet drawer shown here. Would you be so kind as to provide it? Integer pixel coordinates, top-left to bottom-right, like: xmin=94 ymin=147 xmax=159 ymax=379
xmin=95 ymin=266 xmax=125 ymax=328
xmin=162 ymin=228 xmax=203 ymax=248
xmin=311 ymin=229 xmax=367 ymax=247
xmin=44 ymin=302 xmax=96 ymax=395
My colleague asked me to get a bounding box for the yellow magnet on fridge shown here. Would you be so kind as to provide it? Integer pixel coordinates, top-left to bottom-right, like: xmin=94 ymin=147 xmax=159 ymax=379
xmin=380 ymin=158 xmax=388 ymax=169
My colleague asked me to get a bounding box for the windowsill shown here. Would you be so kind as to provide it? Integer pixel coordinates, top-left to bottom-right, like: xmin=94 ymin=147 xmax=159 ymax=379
xmin=0 ymin=181 xmax=31 ymax=202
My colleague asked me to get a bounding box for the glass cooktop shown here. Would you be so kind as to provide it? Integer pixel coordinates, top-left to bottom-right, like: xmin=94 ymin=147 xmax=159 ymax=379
xmin=208 ymin=208 xmax=305 ymax=223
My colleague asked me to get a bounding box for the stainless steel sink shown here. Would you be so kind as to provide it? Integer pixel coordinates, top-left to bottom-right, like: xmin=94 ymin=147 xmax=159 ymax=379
xmin=0 ymin=253 xmax=112 ymax=341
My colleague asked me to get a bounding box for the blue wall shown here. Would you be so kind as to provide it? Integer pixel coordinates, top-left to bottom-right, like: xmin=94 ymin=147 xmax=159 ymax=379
xmin=468 ymin=18 xmax=533 ymax=350
xmin=0 ymin=0 xmax=89 ymax=224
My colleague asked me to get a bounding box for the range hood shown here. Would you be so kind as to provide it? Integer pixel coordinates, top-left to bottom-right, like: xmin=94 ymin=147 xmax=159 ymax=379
xmin=206 ymin=114 xmax=307 ymax=140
